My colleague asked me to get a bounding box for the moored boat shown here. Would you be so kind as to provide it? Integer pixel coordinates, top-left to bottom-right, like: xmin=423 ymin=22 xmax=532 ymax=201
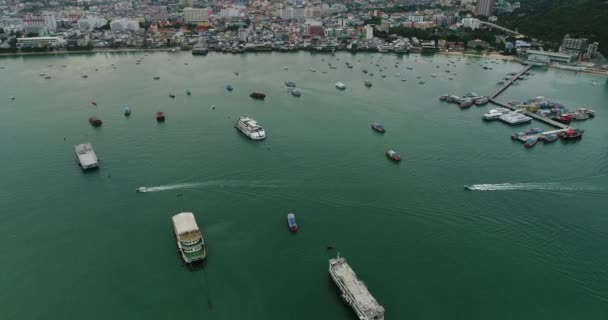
xmin=559 ymin=128 xmax=584 ymax=140
xmin=285 ymin=81 xmax=296 ymax=88
xmin=172 ymin=212 xmax=207 ymax=264
xmin=371 ymin=122 xmax=385 ymax=133
xmin=290 ymin=89 xmax=302 ymax=97
xmin=235 ymin=116 xmax=266 ymax=140
xmin=156 ymin=112 xmax=165 ymax=122
xmin=524 ymin=137 xmax=538 ymax=148
xmin=287 ymin=213 xmax=298 ymax=232
xmin=459 ymin=99 xmax=473 ymax=109
xmin=475 ymin=97 xmax=489 ymax=105
xmin=88 ymin=117 xmax=102 ymax=127
xmin=540 ymin=133 xmax=558 ymax=143
xmin=386 ymin=149 xmax=401 ymax=161
xmin=250 ymin=92 xmax=266 ymax=100
xmin=226 ymin=85 xmax=233 ymax=91
xmin=364 ymin=80 xmax=372 ymax=87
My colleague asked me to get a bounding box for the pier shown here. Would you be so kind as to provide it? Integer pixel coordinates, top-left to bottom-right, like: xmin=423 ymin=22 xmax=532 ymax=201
xmin=489 ymin=64 xmax=534 ymax=99
xmin=514 ymin=129 xmax=569 ymax=142
xmin=489 ymin=99 xmax=570 ymax=129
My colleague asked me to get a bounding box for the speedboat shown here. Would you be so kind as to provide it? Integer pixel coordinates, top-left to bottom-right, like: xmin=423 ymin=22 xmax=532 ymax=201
xmin=386 ymin=149 xmax=401 ymax=162
xmin=169 ymin=94 xmax=175 ymax=99
xmin=186 ymin=90 xmax=191 ymax=96
xmin=290 ymin=89 xmax=302 ymax=97
xmin=463 ymin=185 xmax=472 ymax=190
xmin=226 ymin=85 xmax=233 ymax=91
xmin=287 ymin=213 xmax=298 ymax=232
xmin=371 ymin=122 xmax=385 ymax=133
xmin=335 ymin=82 xmax=346 ymax=90
xmin=136 ymin=187 xmax=146 ymax=193
xmin=124 ymin=106 xmax=131 ymax=116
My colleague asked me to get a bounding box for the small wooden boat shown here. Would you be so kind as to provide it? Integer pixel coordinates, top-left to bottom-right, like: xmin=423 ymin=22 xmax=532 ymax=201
xmin=287 ymin=213 xmax=298 ymax=232
xmin=156 ymin=112 xmax=165 ymax=122
xmin=89 ymin=117 xmax=102 ymax=127
xmin=364 ymin=80 xmax=372 ymax=87
xmin=290 ymin=89 xmax=302 ymax=97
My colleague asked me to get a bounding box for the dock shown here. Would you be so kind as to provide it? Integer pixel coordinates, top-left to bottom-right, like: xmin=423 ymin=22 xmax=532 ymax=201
xmin=489 ymin=64 xmax=534 ymax=99
xmin=489 ymin=99 xmax=569 ymax=129
xmin=514 ymin=129 xmax=569 ymax=142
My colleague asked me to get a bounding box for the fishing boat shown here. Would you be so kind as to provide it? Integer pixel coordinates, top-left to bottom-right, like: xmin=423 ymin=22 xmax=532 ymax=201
xmin=552 ymin=114 xmax=572 ymax=124
xmin=364 ymin=80 xmax=372 ymax=87
xmin=88 ymin=117 xmax=102 ymax=127
xmin=290 ymin=89 xmax=302 ymax=97
xmin=287 ymin=213 xmax=298 ymax=232
xmin=156 ymin=112 xmax=165 ymax=122
xmin=524 ymin=137 xmax=538 ymax=148
xmin=559 ymin=128 xmax=584 ymax=140
xmin=285 ymin=81 xmax=296 ymax=88
xmin=250 ymin=92 xmax=266 ymax=100
xmin=82 ymin=75 xmax=88 ymax=78
xmin=386 ymin=149 xmax=401 ymax=162
xmin=91 ymin=101 xmax=97 ymax=106
xmin=335 ymin=82 xmax=346 ymax=90
xmin=524 ymin=128 xmax=543 ymax=135
xmin=153 ymin=76 xmax=160 ymax=80
xmin=540 ymin=133 xmax=558 ymax=143
xmin=124 ymin=106 xmax=131 ymax=116
xmin=172 ymin=212 xmax=207 ymax=264
xmin=371 ymin=122 xmax=385 ymax=133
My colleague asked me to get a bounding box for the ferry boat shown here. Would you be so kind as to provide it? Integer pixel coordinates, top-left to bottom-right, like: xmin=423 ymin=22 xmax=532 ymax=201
xmin=364 ymin=80 xmax=372 ymax=87
xmin=172 ymin=212 xmax=206 ymax=264
xmin=89 ymin=117 xmax=102 ymax=127
xmin=250 ymin=92 xmax=266 ymax=100
xmin=329 ymin=256 xmax=385 ymax=320
xmin=285 ymin=81 xmax=296 ymax=88
xmin=371 ymin=122 xmax=385 ymax=133
xmin=156 ymin=112 xmax=165 ymax=122
xmin=75 ymin=143 xmax=99 ymax=170
xmin=287 ymin=213 xmax=298 ymax=232
xmin=336 ymin=82 xmax=346 ymax=90
xmin=226 ymin=85 xmax=233 ymax=91
xmin=524 ymin=137 xmax=539 ymax=148
xmin=559 ymin=128 xmax=584 ymax=140
xmin=386 ymin=149 xmax=401 ymax=162
xmin=235 ymin=116 xmax=266 ymax=140
xmin=124 ymin=106 xmax=131 ymax=116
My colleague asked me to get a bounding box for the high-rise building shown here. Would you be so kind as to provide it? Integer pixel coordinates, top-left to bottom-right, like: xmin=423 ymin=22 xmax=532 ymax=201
xmin=42 ymin=12 xmax=56 ymax=31
xmin=587 ymin=42 xmax=599 ymax=58
xmin=561 ymin=35 xmax=588 ymax=51
xmin=184 ymin=8 xmax=210 ymax=23
xmin=475 ymin=0 xmax=495 ymax=17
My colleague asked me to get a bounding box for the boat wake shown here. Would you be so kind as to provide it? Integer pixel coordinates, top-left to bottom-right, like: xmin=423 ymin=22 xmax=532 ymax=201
xmin=137 ymin=180 xmax=279 ymax=193
xmin=465 ymin=182 xmax=601 ymax=192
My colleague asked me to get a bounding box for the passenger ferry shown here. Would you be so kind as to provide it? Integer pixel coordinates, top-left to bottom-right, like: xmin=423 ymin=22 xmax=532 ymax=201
xmin=235 ymin=117 xmax=266 ymax=140
xmin=172 ymin=212 xmax=206 ymax=264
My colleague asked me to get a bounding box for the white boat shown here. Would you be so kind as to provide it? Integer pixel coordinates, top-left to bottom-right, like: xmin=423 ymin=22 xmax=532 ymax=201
xmin=172 ymin=212 xmax=206 ymax=264
xmin=482 ymin=109 xmax=505 ymax=120
xmin=336 ymin=81 xmax=346 ymax=90
xmin=75 ymin=143 xmax=99 ymax=170
xmin=235 ymin=116 xmax=266 ymax=140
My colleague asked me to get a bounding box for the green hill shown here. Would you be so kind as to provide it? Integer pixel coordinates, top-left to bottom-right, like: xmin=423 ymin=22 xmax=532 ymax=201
xmin=499 ymin=0 xmax=608 ymax=55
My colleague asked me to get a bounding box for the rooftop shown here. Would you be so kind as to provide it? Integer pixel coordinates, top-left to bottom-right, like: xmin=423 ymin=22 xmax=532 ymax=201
xmin=172 ymin=212 xmax=200 ymax=235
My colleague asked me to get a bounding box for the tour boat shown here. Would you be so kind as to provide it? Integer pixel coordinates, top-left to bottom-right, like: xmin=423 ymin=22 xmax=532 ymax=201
xmin=371 ymin=122 xmax=385 ymax=133
xmin=89 ymin=117 xmax=102 ymax=127
xmin=559 ymin=128 xmax=584 ymax=140
xmin=250 ymin=92 xmax=266 ymax=100
xmin=156 ymin=112 xmax=165 ymax=122
xmin=524 ymin=137 xmax=538 ymax=148
xmin=287 ymin=213 xmax=298 ymax=232
xmin=386 ymin=149 xmax=401 ymax=162
xmin=235 ymin=116 xmax=266 ymax=140
xmin=172 ymin=212 xmax=207 ymax=264
xmin=335 ymin=82 xmax=346 ymax=90
xmin=226 ymin=85 xmax=233 ymax=91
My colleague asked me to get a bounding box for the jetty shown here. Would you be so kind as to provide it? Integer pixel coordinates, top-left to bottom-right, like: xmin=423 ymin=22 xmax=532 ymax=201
xmin=489 ymin=64 xmax=533 ymax=99
xmin=489 ymin=99 xmax=569 ymax=129
xmin=513 ymin=129 xmax=569 ymax=142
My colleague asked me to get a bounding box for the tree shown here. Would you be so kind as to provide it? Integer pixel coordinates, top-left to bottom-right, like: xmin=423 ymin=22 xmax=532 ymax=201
xmin=26 ymin=32 xmax=39 ymax=37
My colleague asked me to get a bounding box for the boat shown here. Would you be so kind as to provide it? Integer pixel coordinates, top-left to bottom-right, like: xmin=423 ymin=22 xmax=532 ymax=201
xmin=335 ymin=82 xmax=346 ymax=90
xmin=524 ymin=128 xmax=543 ymax=135
xmin=386 ymin=149 xmax=401 ymax=162
xmin=235 ymin=116 xmax=266 ymax=140
xmin=91 ymin=101 xmax=97 ymax=106
xmin=88 ymin=117 xmax=102 ymax=127
xmin=154 ymin=76 xmax=160 ymax=80
xmin=285 ymin=81 xmax=296 ymax=88
xmin=74 ymin=143 xmax=99 ymax=170
xmin=45 ymin=76 xmax=52 ymax=79
xmin=287 ymin=213 xmax=298 ymax=232
xmin=250 ymin=92 xmax=266 ymax=100
xmin=10 ymin=96 xmax=15 ymax=100
xmin=192 ymin=45 xmax=209 ymax=55
xmin=540 ymin=133 xmax=558 ymax=143
xmin=418 ymin=81 xmax=425 ymax=85
xmin=39 ymin=73 xmax=45 ymax=76
xmin=156 ymin=112 xmax=165 ymax=122
xmin=82 ymin=75 xmax=88 ymax=78
xmin=124 ymin=106 xmax=131 ymax=116
xmin=290 ymin=89 xmax=302 ymax=97
xmin=483 ymin=109 xmax=505 ymax=120
xmin=362 ymin=69 xmax=368 ymax=74
xmin=234 ymin=72 xmax=239 ymax=76
xmin=463 ymin=185 xmax=471 ymax=190
xmin=226 ymin=85 xmax=233 ymax=91
xmin=439 ymin=95 xmax=449 ymax=101
xmin=459 ymin=99 xmax=473 ymax=109
xmin=364 ymin=80 xmax=372 ymax=87
xmin=135 ymin=187 xmax=146 ymax=193
xmin=371 ymin=122 xmax=385 ymax=133
xmin=310 ymin=68 xmax=317 ymax=72
xmin=169 ymin=94 xmax=175 ymax=99
xmin=329 ymin=256 xmax=385 ymax=320
xmin=524 ymin=137 xmax=538 ymax=148
xmin=559 ymin=128 xmax=584 ymax=140
xmin=186 ymin=90 xmax=191 ymax=96
xmin=552 ymin=114 xmax=572 ymax=124
xmin=283 ymin=66 xmax=288 ymax=70
xmin=475 ymin=97 xmax=489 ymax=105
xmin=172 ymin=212 xmax=207 ymax=264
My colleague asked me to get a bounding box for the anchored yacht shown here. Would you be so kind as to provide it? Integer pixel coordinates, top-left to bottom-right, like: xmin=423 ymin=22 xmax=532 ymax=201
xmin=235 ymin=117 xmax=266 ymax=140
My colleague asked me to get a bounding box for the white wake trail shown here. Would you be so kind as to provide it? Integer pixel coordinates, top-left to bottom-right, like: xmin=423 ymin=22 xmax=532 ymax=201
xmin=137 ymin=180 xmax=281 ymax=193
xmin=466 ymin=182 xmax=601 ymax=192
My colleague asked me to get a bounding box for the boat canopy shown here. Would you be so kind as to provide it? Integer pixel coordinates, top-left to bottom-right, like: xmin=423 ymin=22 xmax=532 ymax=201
xmin=172 ymin=212 xmax=199 ymax=235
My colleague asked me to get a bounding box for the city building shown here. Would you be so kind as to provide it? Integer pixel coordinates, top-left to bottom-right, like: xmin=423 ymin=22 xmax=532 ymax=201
xmin=526 ymin=50 xmax=576 ymax=64
xmin=180 ymin=0 xmax=193 ymax=8
xmin=42 ymin=12 xmax=57 ymax=31
xmin=110 ymin=19 xmax=140 ymax=32
xmin=184 ymin=8 xmax=211 ymax=23
xmin=586 ymin=42 xmax=599 ymax=58
xmin=77 ymin=17 xmax=107 ymax=32
xmin=561 ymin=34 xmax=588 ymax=51
xmin=363 ymin=24 xmax=373 ymax=40
xmin=462 ymin=18 xmax=480 ymax=30
xmin=408 ymin=15 xmax=424 ymax=23
xmin=475 ymin=0 xmax=495 ymax=17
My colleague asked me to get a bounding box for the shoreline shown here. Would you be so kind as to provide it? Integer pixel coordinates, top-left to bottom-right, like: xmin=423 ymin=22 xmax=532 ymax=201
xmin=2 ymin=47 xmax=606 ymax=76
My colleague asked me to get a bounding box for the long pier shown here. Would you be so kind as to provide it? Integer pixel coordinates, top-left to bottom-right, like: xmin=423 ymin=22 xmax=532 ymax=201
xmin=489 ymin=64 xmax=534 ymax=99
xmin=489 ymin=98 xmax=569 ymax=129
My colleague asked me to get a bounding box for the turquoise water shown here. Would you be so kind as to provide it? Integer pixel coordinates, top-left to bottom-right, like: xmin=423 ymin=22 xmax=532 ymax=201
xmin=1 ymin=52 xmax=608 ymax=319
